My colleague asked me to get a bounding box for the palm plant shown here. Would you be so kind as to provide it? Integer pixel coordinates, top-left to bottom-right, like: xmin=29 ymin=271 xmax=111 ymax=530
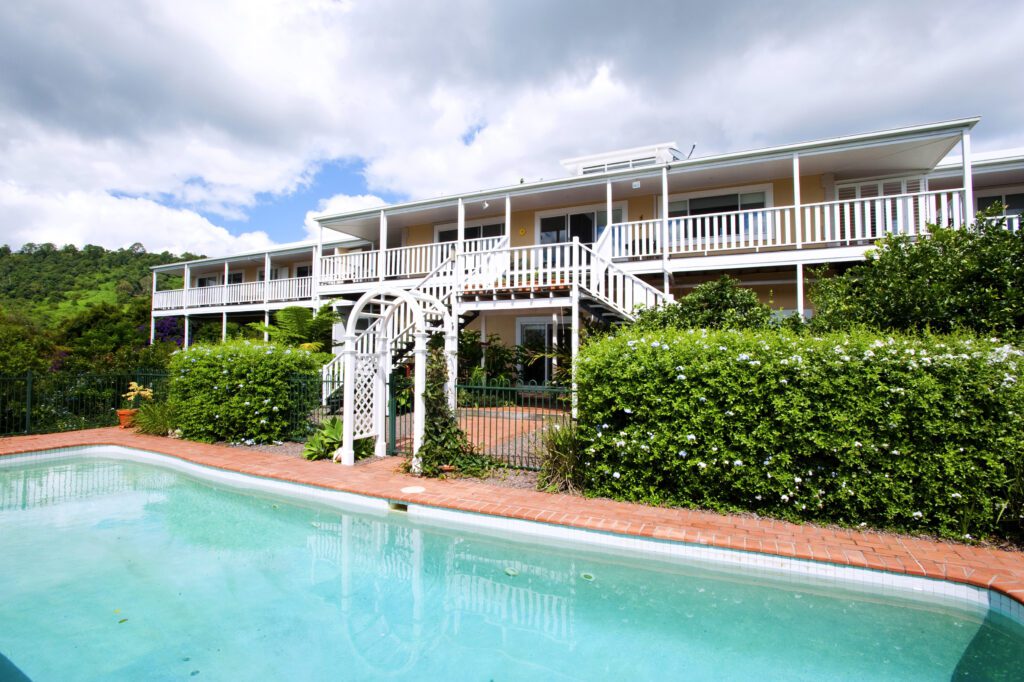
xmin=248 ymin=304 xmax=337 ymax=351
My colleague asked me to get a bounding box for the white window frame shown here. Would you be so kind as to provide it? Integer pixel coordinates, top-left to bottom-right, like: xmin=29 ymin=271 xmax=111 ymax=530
xmin=515 ymin=316 xmax=569 ymax=386
xmin=659 ymin=183 xmax=775 ymax=217
xmin=434 ymin=217 xmax=506 ymax=243
xmin=533 ymin=200 xmax=628 ymax=245
xmin=226 ymin=272 xmax=244 ymax=285
xmin=195 ymin=275 xmax=221 ymax=288
xmin=834 ymin=175 xmax=928 ymax=199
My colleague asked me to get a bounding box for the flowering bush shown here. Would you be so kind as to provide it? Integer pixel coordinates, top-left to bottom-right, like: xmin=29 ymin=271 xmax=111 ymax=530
xmin=577 ymin=327 xmax=1024 ymax=542
xmin=168 ymin=340 xmax=324 ymax=443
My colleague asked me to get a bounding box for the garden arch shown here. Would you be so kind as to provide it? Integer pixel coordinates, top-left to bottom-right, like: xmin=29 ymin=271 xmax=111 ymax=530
xmin=335 ymin=285 xmax=457 ymax=471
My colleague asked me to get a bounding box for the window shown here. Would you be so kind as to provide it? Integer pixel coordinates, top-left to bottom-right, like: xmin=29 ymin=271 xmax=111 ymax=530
xmin=437 ymin=223 xmax=504 ymax=243
xmin=227 ymin=272 xmax=243 ymax=285
xmin=257 ymin=268 xmax=280 ymax=281
xmin=196 ymin=275 xmax=219 ymax=288
xmin=296 ymin=265 xmax=312 ymax=278
xmin=539 ymin=207 xmax=623 ymax=245
xmin=667 ymin=191 xmax=766 ymax=218
xmin=978 ymin=192 xmax=1024 ymax=216
xmin=517 ymin=318 xmax=570 ymax=385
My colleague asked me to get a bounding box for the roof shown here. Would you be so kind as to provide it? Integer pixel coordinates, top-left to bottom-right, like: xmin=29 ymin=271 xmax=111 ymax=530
xmin=150 ymin=235 xmax=365 ymax=272
xmin=315 ymin=117 xmax=979 ymax=232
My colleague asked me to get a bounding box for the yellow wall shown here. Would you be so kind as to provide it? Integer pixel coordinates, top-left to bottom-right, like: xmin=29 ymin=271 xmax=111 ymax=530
xmin=404 ymin=224 xmax=433 ymax=246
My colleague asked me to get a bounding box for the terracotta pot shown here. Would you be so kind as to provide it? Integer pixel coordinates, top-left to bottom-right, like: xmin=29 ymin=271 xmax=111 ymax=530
xmin=439 ymin=464 xmax=457 ymax=474
xmin=116 ymin=408 xmax=138 ymax=429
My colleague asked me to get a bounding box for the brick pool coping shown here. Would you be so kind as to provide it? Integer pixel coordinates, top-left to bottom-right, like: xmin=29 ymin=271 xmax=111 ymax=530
xmin=3 ymin=428 xmax=1024 ymax=607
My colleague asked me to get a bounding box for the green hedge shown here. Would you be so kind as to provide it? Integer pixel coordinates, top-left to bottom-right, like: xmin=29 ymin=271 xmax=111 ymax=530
xmin=168 ymin=341 xmax=324 ymax=443
xmin=577 ymin=327 xmax=1024 ymax=542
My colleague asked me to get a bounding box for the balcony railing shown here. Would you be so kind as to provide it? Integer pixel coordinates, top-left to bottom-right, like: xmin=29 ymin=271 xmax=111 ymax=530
xmin=597 ymin=190 xmax=971 ymax=261
xmin=152 ymin=276 xmax=313 ymax=310
xmin=320 ymin=236 xmax=505 ymax=286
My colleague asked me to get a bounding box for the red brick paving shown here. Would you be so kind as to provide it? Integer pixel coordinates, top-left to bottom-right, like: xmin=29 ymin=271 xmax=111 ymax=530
xmin=3 ymin=428 xmax=1024 ymax=606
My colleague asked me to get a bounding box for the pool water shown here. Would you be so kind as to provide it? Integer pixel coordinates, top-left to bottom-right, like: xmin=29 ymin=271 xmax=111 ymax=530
xmin=2 ymin=456 xmax=1023 ymax=681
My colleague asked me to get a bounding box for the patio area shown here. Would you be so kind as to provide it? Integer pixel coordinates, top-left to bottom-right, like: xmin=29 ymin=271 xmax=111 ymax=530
xmin=3 ymin=427 xmax=1023 ymax=608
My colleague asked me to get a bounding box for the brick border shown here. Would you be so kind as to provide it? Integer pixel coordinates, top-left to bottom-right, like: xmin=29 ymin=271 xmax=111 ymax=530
xmin=3 ymin=428 xmax=1023 ymax=607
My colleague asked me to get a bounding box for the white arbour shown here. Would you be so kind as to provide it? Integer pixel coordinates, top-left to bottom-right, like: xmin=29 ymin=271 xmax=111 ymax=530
xmin=335 ymin=286 xmax=457 ymax=472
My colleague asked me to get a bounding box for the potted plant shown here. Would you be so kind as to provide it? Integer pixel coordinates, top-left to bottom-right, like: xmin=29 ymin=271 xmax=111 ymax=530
xmin=118 ymin=381 xmax=153 ymax=428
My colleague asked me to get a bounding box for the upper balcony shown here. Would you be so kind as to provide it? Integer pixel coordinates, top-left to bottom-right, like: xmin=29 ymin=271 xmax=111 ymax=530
xmin=153 ymin=276 xmax=313 ymax=311
xmin=319 ymin=236 xmax=503 ymax=287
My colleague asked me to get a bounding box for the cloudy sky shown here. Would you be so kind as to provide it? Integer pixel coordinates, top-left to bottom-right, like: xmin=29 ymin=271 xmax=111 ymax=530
xmin=1 ymin=0 xmax=1022 ymax=256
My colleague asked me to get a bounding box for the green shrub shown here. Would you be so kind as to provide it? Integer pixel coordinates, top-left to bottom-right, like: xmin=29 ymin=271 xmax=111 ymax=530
xmin=632 ymin=275 xmax=773 ymax=331
xmin=577 ymin=327 xmax=1024 ymax=542
xmin=538 ymin=422 xmax=584 ymax=493
xmin=134 ymin=401 xmax=175 ymax=435
xmin=414 ymin=348 xmax=495 ymax=477
xmin=168 ymin=340 xmax=324 ymax=443
xmin=303 ymin=417 xmax=375 ymax=461
xmin=810 ymin=211 xmax=1024 ymax=340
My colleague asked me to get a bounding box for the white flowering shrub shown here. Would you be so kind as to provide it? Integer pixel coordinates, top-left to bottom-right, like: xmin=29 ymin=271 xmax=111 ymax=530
xmin=577 ymin=328 xmax=1024 ymax=541
xmin=168 ymin=340 xmax=324 ymax=443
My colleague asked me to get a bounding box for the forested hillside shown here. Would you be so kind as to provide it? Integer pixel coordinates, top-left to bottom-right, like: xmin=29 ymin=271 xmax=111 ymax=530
xmin=0 ymin=242 xmax=199 ymax=373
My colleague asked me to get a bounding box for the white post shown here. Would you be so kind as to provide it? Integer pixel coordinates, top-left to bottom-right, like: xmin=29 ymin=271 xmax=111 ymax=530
xmin=316 ymin=225 xmax=324 ymax=301
xmin=479 ymin=314 xmax=487 ymax=368
xmin=336 ymin=335 xmax=357 ymax=465
xmin=606 ymin=180 xmax=613 ymax=232
xmin=961 ymin=130 xmax=974 ymax=226
xmin=375 ymin=330 xmax=389 ymax=458
xmin=222 ymin=261 xmax=229 ymax=306
xmin=410 ymin=331 xmax=429 ymax=474
xmin=793 ymin=153 xmax=803 ymax=248
xmin=796 ymin=263 xmax=805 ymax=318
xmin=263 ymin=310 xmax=269 ymax=342
xmin=149 ymin=271 xmax=157 ymax=345
xmin=183 ymin=263 xmax=191 ymax=310
xmin=571 ymin=243 xmax=581 ymax=419
xmin=378 ymin=210 xmax=388 ymax=281
xmin=263 ymin=253 xmax=270 ymax=304
xmin=661 ymin=166 xmax=670 ymax=294
xmin=445 ymin=326 xmax=458 ymax=412
xmin=551 ymin=310 xmax=559 ymax=378
xmin=453 ymin=198 xmax=465 ymax=331
xmin=183 ymin=315 xmax=190 ymax=348
xmin=221 ymin=312 xmax=227 ymax=341
xmin=504 ymin=194 xmax=512 ymax=239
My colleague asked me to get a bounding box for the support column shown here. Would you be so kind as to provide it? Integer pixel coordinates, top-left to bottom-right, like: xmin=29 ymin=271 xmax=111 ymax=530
xmin=183 ymin=315 xmax=190 ymax=348
xmin=183 ymin=264 xmax=191 ymax=312
xmin=793 ymin=153 xmax=803 ymax=249
xmin=221 ymin=312 xmax=227 ymax=342
xmin=444 ymin=325 xmax=458 ymax=412
xmin=375 ymin=330 xmax=390 ymax=458
xmin=149 ymin=271 xmax=157 ymax=345
xmin=606 ymin=179 xmax=613 ymax=232
xmin=961 ymin=130 xmax=974 ymax=225
xmin=315 ymin=226 xmax=324 ymax=302
xmin=571 ymin=277 xmax=580 ymax=420
xmin=453 ymin=198 xmax=465 ymax=330
xmin=263 ymin=310 xmax=269 ymax=342
xmin=796 ymin=263 xmax=805 ymax=319
xmin=504 ymin=195 xmax=512 ymax=239
xmin=337 ymin=336 xmax=357 ymax=465
xmin=223 ymin=261 xmax=229 ymax=307
xmin=263 ymin=253 xmax=270 ymax=304
xmin=661 ymin=166 xmax=670 ymax=294
xmin=378 ymin=210 xmax=388 ymax=281
xmin=410 ymin=331 xmax=429 ymax=474
xmin=479 ymin=315 xmax=487 ymax=368
xmin=551 ymin=310 xmax=559 ymax=379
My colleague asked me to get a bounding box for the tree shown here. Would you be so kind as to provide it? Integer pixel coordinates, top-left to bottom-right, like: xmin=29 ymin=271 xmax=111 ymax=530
xmin=248 ymin=304 xmax=337 ymax=351
xmin=810 ymin=207 xmax=1024 ymax=339
xmin=0 ymin=306 xmax=54 ymax=374
xmin=631 ymin=275 xmax=773 ymax=331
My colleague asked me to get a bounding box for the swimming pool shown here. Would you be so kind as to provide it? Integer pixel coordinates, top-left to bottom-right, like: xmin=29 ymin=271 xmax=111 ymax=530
xmin=2 ymin=448 xmax=1023 ymax=680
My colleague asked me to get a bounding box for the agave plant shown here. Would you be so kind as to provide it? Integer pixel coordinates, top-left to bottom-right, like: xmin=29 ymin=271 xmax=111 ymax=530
xmin=248 ymin=304 xmax=337 ymax=351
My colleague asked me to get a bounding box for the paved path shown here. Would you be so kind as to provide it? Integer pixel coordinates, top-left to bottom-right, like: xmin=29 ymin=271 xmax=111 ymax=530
xmin=2 ymin=428 xmax=1023 ymax=607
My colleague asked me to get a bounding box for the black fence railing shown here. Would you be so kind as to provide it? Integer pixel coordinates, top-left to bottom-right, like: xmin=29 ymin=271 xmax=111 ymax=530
xmin=0 ymin=371 xmax=171 ymax=437
xmin=454 ymin=384 xmax=572 ymax=469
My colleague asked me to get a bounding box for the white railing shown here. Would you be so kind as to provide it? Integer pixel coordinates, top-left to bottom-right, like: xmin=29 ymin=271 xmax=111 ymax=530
xmin=225 ymin=281 xmax=263 ymax=305
xmin=186 ymin=285 xmax=224 ymax=307
xmin=464 ymin=235 xmax=505 ymax=253
xmin=321 ymin=251 xmax=378 ymax=283
xmin=577 ymin=242 xmax=668 ymax=317
xmin=602 ymin=190 xmax=972 ymax=261
xmin=267 ymin=276 xmax=312 ymax=301
xmin=152 ymin=289 xmax=184 ymax=310
xmin=799 ymin=190 xmax=965 ymax=246
xmin=384 ymin=242 xmax=454 ymax=278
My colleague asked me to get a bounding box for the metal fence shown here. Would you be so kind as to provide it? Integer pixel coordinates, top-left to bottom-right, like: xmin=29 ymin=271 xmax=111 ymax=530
xmin=0 ymin=371 xmax=170 ymax=437
xmin=454 ymin=384 xmax=572 ymax=469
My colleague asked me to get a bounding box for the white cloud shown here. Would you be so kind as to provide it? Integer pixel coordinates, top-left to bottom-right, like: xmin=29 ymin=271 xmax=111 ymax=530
xmin=303 ymin=192 xmax=386 ymax=240
xmin=0 ymin=0 xmax=1023 ymax=254
xmin=0 ymin=183 xmax=274 ymax=257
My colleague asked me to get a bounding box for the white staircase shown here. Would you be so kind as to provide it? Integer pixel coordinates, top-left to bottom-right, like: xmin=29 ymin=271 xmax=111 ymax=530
xmin=321 ymin=236 xmax=669 ymax=404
